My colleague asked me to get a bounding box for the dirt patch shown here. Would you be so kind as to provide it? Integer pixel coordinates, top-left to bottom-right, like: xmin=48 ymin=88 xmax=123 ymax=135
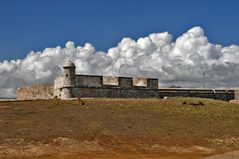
xmin=0 ymin=137 xmax=104 ymax=158
xmin=0 ymin=137 xmax=215 ymax=159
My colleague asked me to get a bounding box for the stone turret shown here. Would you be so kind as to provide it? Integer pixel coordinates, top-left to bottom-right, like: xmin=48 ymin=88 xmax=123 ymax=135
xmin=61 ymin=60 xmax=76 ymax=99
xmin=63 ymin=60 xmax=76 ymax=85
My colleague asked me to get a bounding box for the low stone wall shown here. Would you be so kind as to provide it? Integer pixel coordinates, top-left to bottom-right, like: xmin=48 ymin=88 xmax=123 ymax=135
xmin=17 ymin=85 xmax=54 ymax=100
xmin=158 ymin=88 xmax=235 ymax=101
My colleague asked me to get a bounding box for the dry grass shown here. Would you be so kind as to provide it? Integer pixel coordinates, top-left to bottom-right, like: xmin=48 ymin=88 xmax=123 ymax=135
xmin=0 ymin=97 xmax=239 ymax=158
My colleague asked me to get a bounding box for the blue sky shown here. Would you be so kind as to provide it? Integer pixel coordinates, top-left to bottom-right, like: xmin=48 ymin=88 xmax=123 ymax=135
xmin=0 ymin=0 xmax=239 ymax=61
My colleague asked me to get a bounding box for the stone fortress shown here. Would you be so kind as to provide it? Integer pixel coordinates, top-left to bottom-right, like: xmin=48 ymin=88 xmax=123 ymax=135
xmin=17 ymin=61 xmax=237 ymax=101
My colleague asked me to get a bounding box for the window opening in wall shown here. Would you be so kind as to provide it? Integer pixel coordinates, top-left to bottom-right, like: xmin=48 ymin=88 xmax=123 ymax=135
xmin=66 ymin=74 xmax=69 ymax=77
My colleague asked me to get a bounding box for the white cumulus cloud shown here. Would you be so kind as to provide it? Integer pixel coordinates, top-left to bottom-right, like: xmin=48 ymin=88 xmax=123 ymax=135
xmin=1 ymin=26 xmax=239 ymax=98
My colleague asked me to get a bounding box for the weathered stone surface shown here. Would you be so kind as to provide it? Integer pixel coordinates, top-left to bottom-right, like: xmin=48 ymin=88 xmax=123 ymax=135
xmin=133 ymin=77 xmax=147 ymax=87
xmin=103 ymin=76 xmax=118 ymax=86
xmin=73 ymin=87 xmax=159 ymax=98
xmin=17 ymin=85 xmax=54 ymax=100
xmin=157 ymin=88 xmax=234 ymax=101
xmin=147 ymin=79 xmax=158 ymax=89
xmin=234 ymin=90 xmax=239 ymax=100
xmin=76 ymin=75 xmax=102 ymax=87
xmin=119 ymin=77 xmax=132 ymax=88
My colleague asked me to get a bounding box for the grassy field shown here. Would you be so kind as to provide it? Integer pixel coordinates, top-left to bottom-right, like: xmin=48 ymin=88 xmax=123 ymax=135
xmin=0 ymin=98 xmax=239 ymax=159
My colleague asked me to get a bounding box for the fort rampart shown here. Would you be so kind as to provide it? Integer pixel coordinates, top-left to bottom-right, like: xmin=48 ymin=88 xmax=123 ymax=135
xmin=17 ymin=84 xmax=235 ymax=101
xmin=17 ymin=61 xmax=237 ymax=101
xmin=17 ymin=85 xmax=54 ymax=100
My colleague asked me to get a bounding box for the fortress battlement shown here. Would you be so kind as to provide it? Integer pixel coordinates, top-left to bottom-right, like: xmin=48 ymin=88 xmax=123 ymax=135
xmin=17 ymin=61 xmax=236 ymax=101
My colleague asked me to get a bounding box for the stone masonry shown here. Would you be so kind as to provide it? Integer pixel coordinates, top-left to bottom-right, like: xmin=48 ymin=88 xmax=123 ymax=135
xmin=17 ymin=61 xmax=236 ymax=101
xmin=17 ymin=85 xmax=54 ymax=100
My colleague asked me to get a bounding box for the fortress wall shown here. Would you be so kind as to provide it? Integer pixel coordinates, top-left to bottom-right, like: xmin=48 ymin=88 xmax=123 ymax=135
xmin=70 ymin=87 xmax=234 ymax=101
xmin=76 ymin=75 xmax=102 ymax=87
xmin=18 ymin=70 xmax=235 ymax=101
xmin=74 ymin=75 xmax=159 ymax=89
xmin=73 ymin=87 xmax=159 ymax=98
xmin=158 ymin=88 xmax=235 ymax=101
xmin=119 ymin=77 xmax=132 ymax=88
xmin=147 ymin=79 xmax=159 ymax=89
xmin=17 ymin=85 xmax=54 ymax=100
xmin=17 ymin=84 xmax=235 ymax=101
xmin=70 ymin=86 xmax=234 ymax=101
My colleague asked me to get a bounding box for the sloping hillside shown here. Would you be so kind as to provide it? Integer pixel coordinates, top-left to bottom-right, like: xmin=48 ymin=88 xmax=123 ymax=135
xmin=0 ymin=98 xmax=239 ymax=159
